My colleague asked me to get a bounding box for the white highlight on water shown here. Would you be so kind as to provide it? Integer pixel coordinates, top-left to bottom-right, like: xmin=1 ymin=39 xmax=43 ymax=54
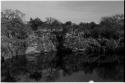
xmin=89 ymin=80 xmax=94 ymax=83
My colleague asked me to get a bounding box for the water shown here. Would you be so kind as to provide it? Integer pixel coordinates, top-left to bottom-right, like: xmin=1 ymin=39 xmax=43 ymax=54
xmin=1 ymin=52 xmax=124 ymax=82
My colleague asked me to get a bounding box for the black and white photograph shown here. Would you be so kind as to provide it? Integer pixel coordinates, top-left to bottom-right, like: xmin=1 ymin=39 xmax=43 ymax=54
xmin=1 ymin=0 xmax=124 ymax=82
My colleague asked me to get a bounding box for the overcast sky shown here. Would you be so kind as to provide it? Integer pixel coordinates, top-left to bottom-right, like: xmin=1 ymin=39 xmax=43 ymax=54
xmin=2 ymin=1 xmax=124 ymax=24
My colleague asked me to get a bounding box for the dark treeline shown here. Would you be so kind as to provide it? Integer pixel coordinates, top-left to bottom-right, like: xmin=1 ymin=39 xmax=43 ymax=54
xmin=1 ymin=9 xmax=124 ymax=82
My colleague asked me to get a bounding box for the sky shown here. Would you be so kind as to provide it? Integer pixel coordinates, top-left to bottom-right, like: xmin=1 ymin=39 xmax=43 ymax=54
xmin=1 ymin=1 xmax=124 ymax=24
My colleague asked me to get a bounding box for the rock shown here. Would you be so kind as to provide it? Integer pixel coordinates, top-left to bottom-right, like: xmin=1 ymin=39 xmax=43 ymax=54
xmin=25 ymin=31 xmax=57 ymax=54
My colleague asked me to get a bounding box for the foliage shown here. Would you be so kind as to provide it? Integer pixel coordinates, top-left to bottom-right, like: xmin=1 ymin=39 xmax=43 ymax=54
xmin=100 ymin=14 xmax=124 ymax=39
xmin=1 ymin=9 xmax=28 ymax=58
xmin=29 ymin=18 xmax=43 ymax=31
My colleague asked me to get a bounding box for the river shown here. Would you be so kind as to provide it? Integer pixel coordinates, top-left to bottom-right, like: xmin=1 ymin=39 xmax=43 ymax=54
xmin=1 ymin=52 xmax=124 ymax=82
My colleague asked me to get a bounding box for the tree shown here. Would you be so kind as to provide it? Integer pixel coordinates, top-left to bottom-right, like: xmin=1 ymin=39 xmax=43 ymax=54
xmin=1 ymin=9 xmax=28 ymax=57
xmin=1 ymin=9 xmax=25 ymax=25
xmin=65 ymin=21 xmax=72 ymax=26
xmin=29 ymin=18 xmax=43 ymax=31
xmin=100 ymin=14 xmax=124 ymax=39
xmin=1 ymin=9 xmax=27 ymax=39
xmin=100 ymin=14 xmax=124 ymax=28
xmin=45 ymin=17 xmax=59 ymax=25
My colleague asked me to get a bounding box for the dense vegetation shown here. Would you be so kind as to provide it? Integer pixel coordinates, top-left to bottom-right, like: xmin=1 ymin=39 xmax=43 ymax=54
xmin=1 ymin=9 xmax=124 ymax=82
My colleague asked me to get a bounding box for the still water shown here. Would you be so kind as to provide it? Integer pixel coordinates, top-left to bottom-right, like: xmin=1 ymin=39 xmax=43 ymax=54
xmin=1 ymin=52 xmax=124 ymax=82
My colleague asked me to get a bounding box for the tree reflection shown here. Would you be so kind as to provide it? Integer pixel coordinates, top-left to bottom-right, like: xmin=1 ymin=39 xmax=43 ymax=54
xmin=96 ymin=63 xmax=124 ymax=81
xmin=1 ymin=51 xmax=124 ymax=82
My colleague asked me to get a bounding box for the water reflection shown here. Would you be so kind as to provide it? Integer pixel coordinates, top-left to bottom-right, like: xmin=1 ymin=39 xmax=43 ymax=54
xmin=96 ymin=64 xmax=124 ymax=81
xmin=1 ymin=52 xmax=124 ymax=82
